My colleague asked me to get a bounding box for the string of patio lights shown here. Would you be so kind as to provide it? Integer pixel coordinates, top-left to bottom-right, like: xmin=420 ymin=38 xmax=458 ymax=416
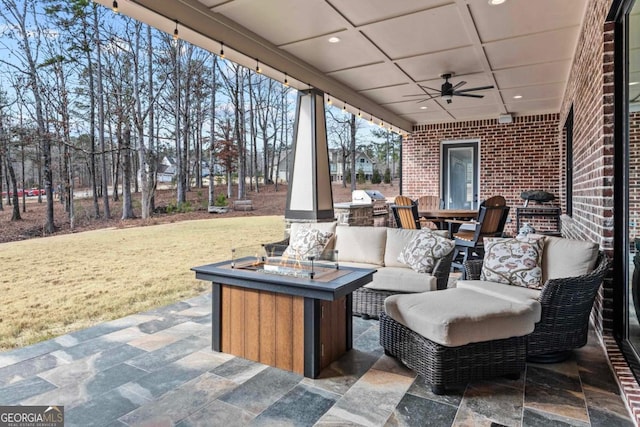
xmin=110 ymin=1 xmax=408 ymax=137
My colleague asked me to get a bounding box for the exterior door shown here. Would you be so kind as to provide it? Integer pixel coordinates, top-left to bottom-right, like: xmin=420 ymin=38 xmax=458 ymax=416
xmin=441 ymin=141 xmax=479 ymax=209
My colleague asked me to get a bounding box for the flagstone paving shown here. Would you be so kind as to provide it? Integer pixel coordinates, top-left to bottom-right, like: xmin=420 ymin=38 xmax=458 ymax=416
xmin=0 ymin=293 xmax=634 ymax=426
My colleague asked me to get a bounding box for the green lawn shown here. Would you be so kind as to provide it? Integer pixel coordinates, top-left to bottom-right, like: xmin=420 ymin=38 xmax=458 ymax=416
xmin=0 ymin=216 xmax=285 ymax=350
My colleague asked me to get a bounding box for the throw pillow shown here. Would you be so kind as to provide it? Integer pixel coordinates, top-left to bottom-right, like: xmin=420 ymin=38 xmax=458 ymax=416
xmin=283 ymin=228 xmax=334 ymax=260
xmin=397 ymin=230 xmax=455 ymax=273
xmin=480 ymin=236 xmax=545 ymax=289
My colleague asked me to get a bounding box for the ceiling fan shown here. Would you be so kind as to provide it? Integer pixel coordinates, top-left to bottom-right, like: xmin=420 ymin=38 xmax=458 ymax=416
xmin=405 ymin=73 xmax=494 ymax=104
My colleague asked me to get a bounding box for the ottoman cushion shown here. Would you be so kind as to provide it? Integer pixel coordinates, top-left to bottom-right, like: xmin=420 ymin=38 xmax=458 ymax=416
xmin=455 ymin=280 xmax=541 ymax=319
xmin=384 ymin=288 xmax=540 ymax=347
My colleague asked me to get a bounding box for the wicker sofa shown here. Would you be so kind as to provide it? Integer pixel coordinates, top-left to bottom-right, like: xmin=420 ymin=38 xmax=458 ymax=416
xmin=265 ymin=222 xmax=454 ymax=318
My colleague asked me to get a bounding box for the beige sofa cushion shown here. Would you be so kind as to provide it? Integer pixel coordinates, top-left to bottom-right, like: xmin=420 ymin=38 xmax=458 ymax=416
xmin=340 ymin=261 xmax=437 ymax=293
xmin=384 ymin=288 xmax=540 ymax=347
xmin=385 ymin=228 xmax=423 ymax=267
xmin=334 ymin=226 xmax=387 ymax=265
xmin=540 ymin=236 xmax=599 ymax=282
xmin=365 ymin=267 xmax=437 ymax=293
xmin=455 ymin=280 xmax=541 ymax=319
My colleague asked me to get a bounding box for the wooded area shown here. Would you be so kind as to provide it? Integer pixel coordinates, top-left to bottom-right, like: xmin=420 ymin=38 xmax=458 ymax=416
xmin=0 ymin=0 xmax=401 ymax=236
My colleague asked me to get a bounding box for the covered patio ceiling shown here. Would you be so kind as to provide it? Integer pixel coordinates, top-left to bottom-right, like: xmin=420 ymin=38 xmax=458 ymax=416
xmin=101 ymin=0 xmax=590 ymax=131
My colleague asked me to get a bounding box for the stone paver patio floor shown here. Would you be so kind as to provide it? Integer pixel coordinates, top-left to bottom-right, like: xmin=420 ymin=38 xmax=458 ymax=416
xmin=0 ymin=293 xmax=634 ymax=426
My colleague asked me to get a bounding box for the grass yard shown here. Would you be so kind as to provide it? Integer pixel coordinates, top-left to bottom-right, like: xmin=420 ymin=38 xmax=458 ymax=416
xmin=0 ymin=216 xmax=285 ymax=350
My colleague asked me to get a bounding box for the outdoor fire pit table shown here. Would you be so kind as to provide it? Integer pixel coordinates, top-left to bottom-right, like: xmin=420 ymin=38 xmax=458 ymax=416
xmin=192 ymin=257 xmax=376 ymax=378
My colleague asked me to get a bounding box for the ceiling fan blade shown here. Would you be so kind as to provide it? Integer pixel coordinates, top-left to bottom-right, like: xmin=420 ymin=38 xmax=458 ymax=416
xmin=403 ymin=94 xmax=430 ymax=97
xmin=455 ymin=85 xmax=494 ymax=93
xmin=417 ymin=98 xmax=431 ymax=104
xmin=454 ymin=93 xmax=484 ymax=98
xmin=452 ymin=81 xmax=466 ymax=90
xmin=417 ymin=84 xmax=441 ymax=92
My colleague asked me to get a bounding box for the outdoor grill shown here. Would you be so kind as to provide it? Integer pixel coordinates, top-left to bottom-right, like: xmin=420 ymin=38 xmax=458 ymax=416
xmin=352 ymin=190 xmax=388 ymax=217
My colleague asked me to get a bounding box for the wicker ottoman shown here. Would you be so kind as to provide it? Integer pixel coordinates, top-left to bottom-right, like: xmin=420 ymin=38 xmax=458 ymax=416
xmin=380 ymin=288 xmax=540 ymax=394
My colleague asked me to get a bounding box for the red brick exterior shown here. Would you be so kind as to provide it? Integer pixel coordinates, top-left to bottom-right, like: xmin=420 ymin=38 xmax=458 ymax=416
xmin=405 ymin=114 xmax=561 ymax=236
xmin=403 ymin=0 xmax=640 ymax=421
xmin=631 ymin=112 xmax=640 ymax=237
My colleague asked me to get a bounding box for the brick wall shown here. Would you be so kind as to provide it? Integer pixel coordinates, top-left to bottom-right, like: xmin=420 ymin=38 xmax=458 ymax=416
xmin=401 ymin=0 xmax=640 ymax=420
xmin=559 ymin=0 xmax=614 ymax=335
xmin=406 ymin=114 xmax=560 ymax=235
xmin=631 ymin=112 xmax=640 ymax=238
xmin=545 ymin=0 xmax=640 ymax=421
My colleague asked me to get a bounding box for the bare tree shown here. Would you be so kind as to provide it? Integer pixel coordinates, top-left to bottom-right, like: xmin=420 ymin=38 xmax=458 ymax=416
xmin=93 ymin=4 xmax=110 ymax=218
xmin=326 ymin=109 xmax=353 ymax=188
xmin=0 ymin=90 xmax=18 ymax=219
xmin=0 ymin=0 xmax=55 ymax=232
xmin=208 ymin=56 xmax=218 ymax=207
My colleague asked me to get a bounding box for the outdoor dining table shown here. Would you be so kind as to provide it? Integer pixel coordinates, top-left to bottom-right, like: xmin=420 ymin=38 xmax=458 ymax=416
xmin=418 ymin=209 xmax=478 ymax=234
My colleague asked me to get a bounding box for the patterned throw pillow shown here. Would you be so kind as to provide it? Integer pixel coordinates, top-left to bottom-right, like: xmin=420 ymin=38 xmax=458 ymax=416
xmin=397 ymin=230 xmax=455 ymax=273
xmin=480 ymin=236 xmax=545 ymax=289
xmin=283 ymin=228 xmax=334 ymax=260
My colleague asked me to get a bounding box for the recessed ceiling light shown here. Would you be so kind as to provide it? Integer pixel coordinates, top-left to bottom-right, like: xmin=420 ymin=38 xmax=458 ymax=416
xmin=420 ymin=106 xmax=428 ymax=110
xmin=488 ymin=0 xmax=506 ymax=5
xmin=513 ymin=95 xmax=523 ymax=99
xmin=630 ymin=81 xmax=639 ymax=86
xmin=328 ymin=36 xmax=341 ymax=43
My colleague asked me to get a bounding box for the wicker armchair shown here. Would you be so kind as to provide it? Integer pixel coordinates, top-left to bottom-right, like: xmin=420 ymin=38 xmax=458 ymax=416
xmin=464 ymin=252 xmax=609 ymax=362
xmin=353 ymin=249 xmax=454 ymax=319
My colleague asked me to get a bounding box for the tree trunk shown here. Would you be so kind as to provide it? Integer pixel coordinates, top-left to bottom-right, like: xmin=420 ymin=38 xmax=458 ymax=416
xmin=0 ymin=141 xmax=3 ymax=211
xmin=208 ymin=57 xmax=217 ymax=207
xmin=20 ymin=143 xmax=26 ymax=213
xmin=147 ymin=25 xmax=157 ymax=215
xmin=236 ymin=72 xmax=246 ymax=200
xmin=175 ymin=38 xmax=186 ymax=204
xmin=350 ymin=115 xmax=356 ymax=192
xmin=248 ymin=76 xmax=256 ymax=192
xmin=122 ymin=126 xmax=134 ymax=219
xmin=181 ymin=45 xmax=193 ymax=197
xmin=4 ymin=146 xmax=21 ymax=221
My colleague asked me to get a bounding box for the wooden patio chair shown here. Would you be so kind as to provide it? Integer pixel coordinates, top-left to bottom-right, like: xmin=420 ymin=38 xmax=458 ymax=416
xmin=450 ymin=201 xmax=510 ymax=277
xmin=391 ymin=195 xmax=421 ymax=229
xmin=416 ymin=195 xmax=444 ymax=228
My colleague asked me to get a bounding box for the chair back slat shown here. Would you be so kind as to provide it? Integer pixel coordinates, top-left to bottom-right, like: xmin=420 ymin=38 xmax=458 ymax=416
xmin=476 ymin=205 xmax=510 ymax=238
xmin=416 ymin=195 xmax=443 ymax=211
xmin=482 ymin=195 xmax=506 ymax=208
xmin=394 ymin=195 xmax=414 ymax=206
xmin=392 ymin=203 xmax=421 ymax=229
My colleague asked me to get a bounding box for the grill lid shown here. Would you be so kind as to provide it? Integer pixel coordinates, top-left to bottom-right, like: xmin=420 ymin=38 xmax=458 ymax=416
xmin=352 ymin=190 xmax=386 ymax=204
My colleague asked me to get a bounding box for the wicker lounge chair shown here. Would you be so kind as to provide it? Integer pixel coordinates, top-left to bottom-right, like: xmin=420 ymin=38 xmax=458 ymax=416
xmin=464 ymin=252 xmax=609 ymax=362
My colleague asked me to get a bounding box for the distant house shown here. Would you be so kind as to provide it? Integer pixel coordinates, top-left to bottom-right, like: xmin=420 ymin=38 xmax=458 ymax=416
xmin=157 ymin=156 xmax=177 ymax=183
xmin=275 ymin=150 xmax=293 ymax=183
xmin=274 ymin=149 xmax=378 ymax=183
xmin=329 ymin=149 xmax=377 ymax=181
xmin=154 ymin=156 xmax=223 ymax=184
